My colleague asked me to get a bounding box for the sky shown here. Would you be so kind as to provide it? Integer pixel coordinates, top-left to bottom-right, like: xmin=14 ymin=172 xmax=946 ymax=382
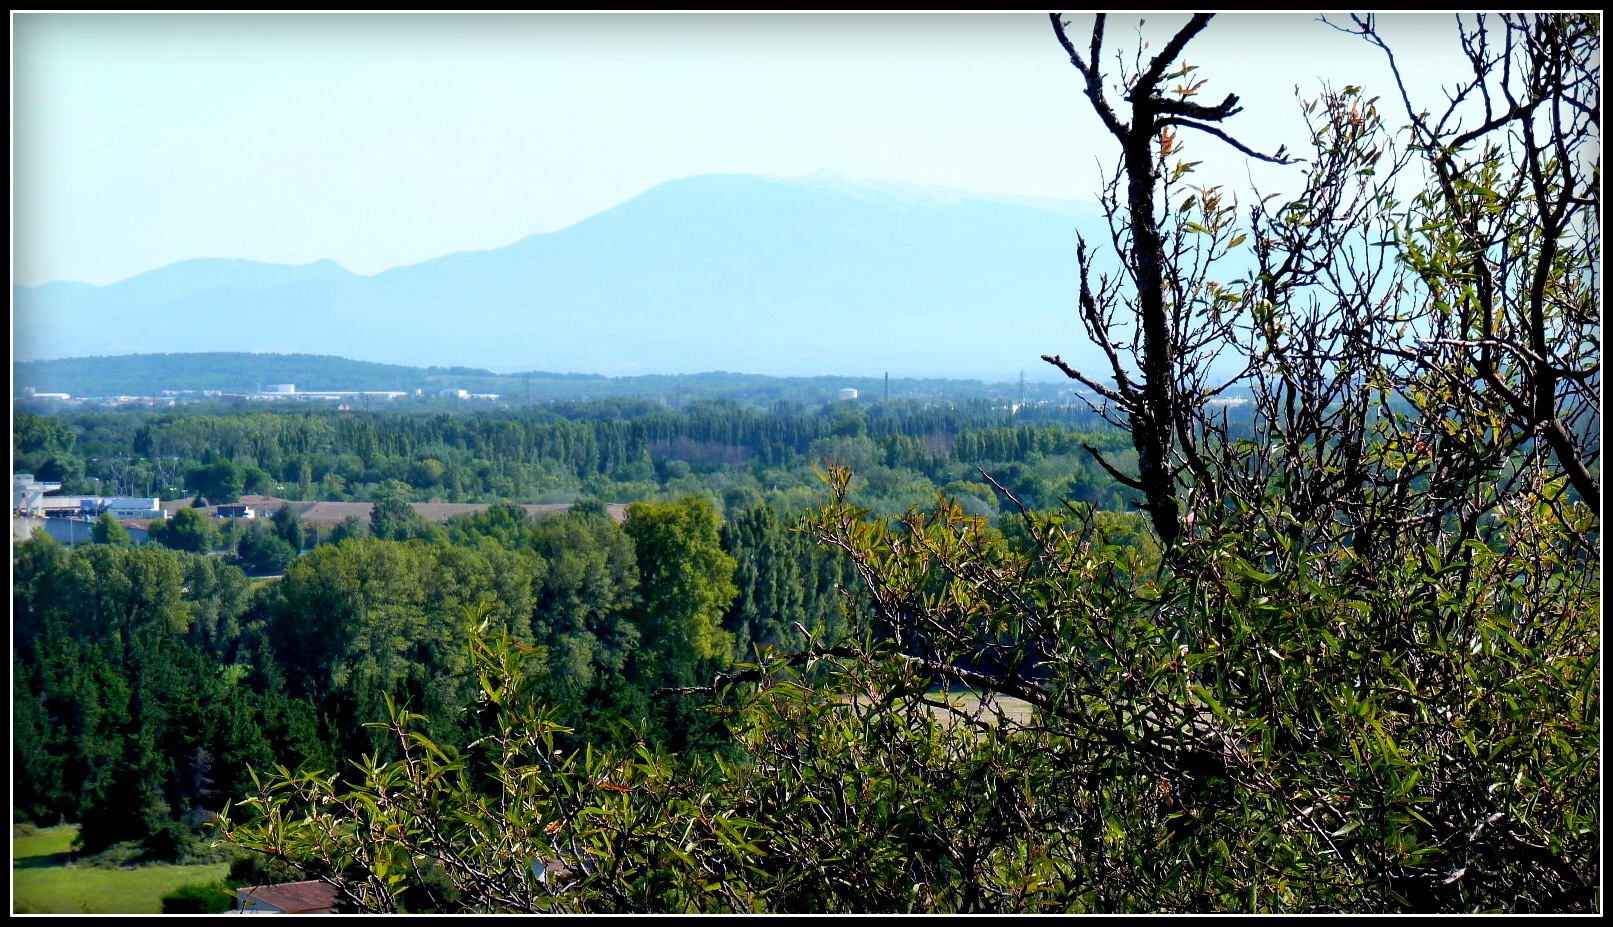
xmin=11 ymin=12 xmax=1469 ymax=289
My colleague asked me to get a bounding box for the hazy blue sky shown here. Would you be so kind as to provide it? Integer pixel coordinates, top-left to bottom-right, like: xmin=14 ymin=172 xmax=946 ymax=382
xmin=13 ymin=12 xmax=1467 ymax=288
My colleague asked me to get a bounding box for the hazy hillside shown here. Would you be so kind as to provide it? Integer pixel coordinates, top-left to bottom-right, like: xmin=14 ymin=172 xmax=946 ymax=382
xmin=11 ymin=353 xmax=490 ymax=397
xmin=12 ymin=352 xmax=1091 ymax=407
xmin=14 ymin=172 xmax=1113 ymax=380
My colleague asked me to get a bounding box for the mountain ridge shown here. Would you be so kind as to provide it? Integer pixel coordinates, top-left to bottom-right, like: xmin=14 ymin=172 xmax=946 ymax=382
xmin=14 ymin=172 xmax=1113 ymax=380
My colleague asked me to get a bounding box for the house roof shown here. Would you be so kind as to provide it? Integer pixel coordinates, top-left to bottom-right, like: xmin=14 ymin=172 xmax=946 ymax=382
xmin=238 ymin=879 xmax=339 ymax=913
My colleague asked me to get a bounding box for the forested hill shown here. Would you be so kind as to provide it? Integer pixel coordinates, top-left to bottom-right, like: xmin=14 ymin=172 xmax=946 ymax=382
xmin=13 ymin=353 xmax=486 ymax=397
xmin=13 ymin=352 xmax=1079 ymax=406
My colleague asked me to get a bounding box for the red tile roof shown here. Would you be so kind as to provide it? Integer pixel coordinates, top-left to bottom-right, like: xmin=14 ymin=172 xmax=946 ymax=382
xmin=238 ymin=879 xmax=339 ymax=913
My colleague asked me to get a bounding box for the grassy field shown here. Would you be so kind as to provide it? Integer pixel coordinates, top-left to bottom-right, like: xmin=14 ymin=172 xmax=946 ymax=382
xmin=923 ymin=688 xmax=1036 ymax=726
xmin=12 ymin=826 xmax=231 ymax=915
xmin=843 ymin=688 xmax=1037 ymax=728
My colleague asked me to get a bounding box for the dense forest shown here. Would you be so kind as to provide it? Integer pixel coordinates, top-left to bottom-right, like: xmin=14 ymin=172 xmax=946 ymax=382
xmin=14 ymin=397 xmax=1142 ymax=518
xmin=12 ymin=397 xmax=1155 ymax=864
xmin=11 ymin=495 xmax=868 ymax=852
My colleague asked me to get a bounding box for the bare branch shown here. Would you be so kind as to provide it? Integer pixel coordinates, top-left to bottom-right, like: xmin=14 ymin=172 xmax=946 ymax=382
xmin=1040 ymin=354 xmax=1127 ymax=404
xmin=1156 ymin=117 xmax=1293 ymax=163
xmin=1137 ymin=14 xmax=1215 ymax=92
xmin=1083 ymin=444 xmax=1147 ymax=492
xmin=1050 ymin=13 xmax=1128 ymax=140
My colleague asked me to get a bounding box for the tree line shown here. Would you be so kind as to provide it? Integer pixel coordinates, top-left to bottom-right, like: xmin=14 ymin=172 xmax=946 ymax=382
xmin=14 ymin=397 xmax=1143 ymax=517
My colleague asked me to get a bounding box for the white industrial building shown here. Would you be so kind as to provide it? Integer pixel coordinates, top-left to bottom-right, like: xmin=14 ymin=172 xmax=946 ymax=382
xmin=251 ymin=383 xmax=407 ymax=402
xmin=86 ymin=497 xmax=165 ymax=520
xmin=13 ymin=473 xmax=62 ymax=516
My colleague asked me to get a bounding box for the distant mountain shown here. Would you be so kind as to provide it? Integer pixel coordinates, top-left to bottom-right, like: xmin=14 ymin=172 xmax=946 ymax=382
xmin=13 ymin=172 xmax=1115 ymax=380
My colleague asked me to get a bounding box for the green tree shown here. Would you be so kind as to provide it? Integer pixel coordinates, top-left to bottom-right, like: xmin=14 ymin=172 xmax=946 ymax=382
xmin=179 ymin=553 xmax=254 ymax=657
xmin=446 ymin=501 xmax=531 ymax=550
xmin=12 ymin=537 xmax=277 ymax=854
xmin=92 ymin=510 xmax=132 ymax=546
xmin=218 ymin=515 xmax=246 ymax=553
xmin=370 ymin=480 xmax=444 ymax=543
xmin=152 ymin=506 xmax=220 ymax=554
xmin=186 ymin=460 xmax=246 ymax=504
xmin=267 ymin=537 xmax=540 ymax=758
xmin=237 ymin=521 xmax=297 ymax=575
xmin=329 ymin=514 xmax=368 ymax=545
xmin=721 ymin=503 xmax=851 ymax=656
xmin=1340 ymin=13 xmax=1599 ymax=512
xmin=622 ymin=497 xmax=737 ymax=685
xmin=242 ymin=465 xmax=275 ymax=497
xmin=317 ymin=471 xmax=349 ymax=501
xmin=272 ymin=503 xmax=306 ymax=551
xmin=13 ymin=413 xmax=86 ymax=488
xmin=528 ymin=506 xmax=640 ymax=702
xmin=13 ymin=412 xmax=77 ymax=459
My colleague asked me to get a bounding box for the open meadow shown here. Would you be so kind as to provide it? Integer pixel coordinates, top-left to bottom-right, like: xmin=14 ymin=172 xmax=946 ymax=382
xmin=12 ymin=826 xmax=230 ymax=915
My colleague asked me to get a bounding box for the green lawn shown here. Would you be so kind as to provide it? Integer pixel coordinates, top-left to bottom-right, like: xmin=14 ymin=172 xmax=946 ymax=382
xmin=844 ymin=688 xmax=1037 ymax=728
xmin=12 ymin=826 xmax=231 ymax=915
xmin=11 ymin=825 xmax=76 ymax=861
xmin=925 ymin=688 xmax=1037 ymax=726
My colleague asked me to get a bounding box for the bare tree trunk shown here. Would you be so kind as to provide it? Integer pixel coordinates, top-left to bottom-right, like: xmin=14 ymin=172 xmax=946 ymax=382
xmin=1047 ymin=13 xmax=1288 ymax=548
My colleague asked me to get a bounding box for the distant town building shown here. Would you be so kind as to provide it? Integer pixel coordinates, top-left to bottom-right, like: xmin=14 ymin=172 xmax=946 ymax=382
xmin=252 ymin=388 xmax=407 ymax=402
xmin=18 ymin=386 xmax=73 ymax=399
xmin=40 ymin=497 xmax=96 ymax=517
xmin=13 ymin=473 xmax=63 ymax=516
xmin=36 ymin=517 xmax=98 ymax=546
xmin=837 ymin=388 xmax=859 ymax=401
xmin=440 ymin=388 xmax=470 ymax=399
xmin=78 ymin=497 xmax=164 ymax=520
xmin=102 ymin=498 xmax=165 ymax=520
xmin=214 ymin=504 xmax=258 ymax=519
